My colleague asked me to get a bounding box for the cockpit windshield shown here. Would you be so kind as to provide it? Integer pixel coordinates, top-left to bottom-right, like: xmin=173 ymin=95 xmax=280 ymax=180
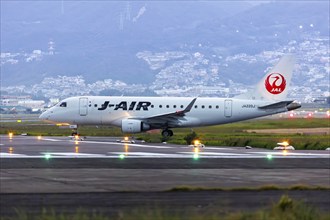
xmin=59 ymin=102 xmax=67 ymax=107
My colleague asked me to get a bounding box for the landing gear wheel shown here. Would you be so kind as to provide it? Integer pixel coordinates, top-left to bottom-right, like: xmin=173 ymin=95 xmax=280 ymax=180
xmin=71 ymin=128 xmax=79 ymax=136
xmin=71 ymin=132 xmax=78 ymax=136
xmin=162 ymin=129 xmax=174 ymax=137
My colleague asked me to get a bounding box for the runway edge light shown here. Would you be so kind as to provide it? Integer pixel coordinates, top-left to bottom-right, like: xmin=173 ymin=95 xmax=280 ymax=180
xmin=193 ymin=153 xmax=199 ymax=160
xmin=44 ymin=153 xmax=52 ymax=160
xmin=193 ymin=147 xmax=199 ymax=160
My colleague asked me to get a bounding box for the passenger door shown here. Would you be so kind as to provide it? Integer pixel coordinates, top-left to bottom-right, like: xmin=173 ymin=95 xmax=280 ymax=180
xmin=79 ymin=97 xmax=88 ymax=116
xmin=224 ymin=99 xmax=232 ymax=118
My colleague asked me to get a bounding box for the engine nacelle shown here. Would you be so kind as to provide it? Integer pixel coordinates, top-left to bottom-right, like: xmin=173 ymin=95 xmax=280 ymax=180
xmin=121 ymin=119 xmax=150 ymax=133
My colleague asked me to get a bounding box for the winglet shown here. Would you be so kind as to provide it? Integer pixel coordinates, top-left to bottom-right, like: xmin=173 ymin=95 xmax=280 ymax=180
xmin=184 ymin=97 xmax=197 ymax=113
xmin=175 ymin=98 xmax=197 ymax=116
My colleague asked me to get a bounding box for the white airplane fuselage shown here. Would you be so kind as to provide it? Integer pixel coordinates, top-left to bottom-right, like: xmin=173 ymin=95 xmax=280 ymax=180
xmin=40 ymin=96 xmax=290 ymax=128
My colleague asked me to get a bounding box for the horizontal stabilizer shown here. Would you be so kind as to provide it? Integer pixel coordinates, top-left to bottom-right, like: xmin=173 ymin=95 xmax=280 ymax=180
xmin=258 ymin=101 xmax=301 ymax=111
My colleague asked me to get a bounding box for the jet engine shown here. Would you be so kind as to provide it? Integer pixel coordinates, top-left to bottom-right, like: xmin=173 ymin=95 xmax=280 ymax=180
xmin=121 ymin=119 xmax=150 ymax=133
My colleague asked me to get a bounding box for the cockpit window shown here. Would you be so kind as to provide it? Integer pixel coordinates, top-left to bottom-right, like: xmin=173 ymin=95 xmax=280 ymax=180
xmin=59 ymin=102 xmax=67 ymax=107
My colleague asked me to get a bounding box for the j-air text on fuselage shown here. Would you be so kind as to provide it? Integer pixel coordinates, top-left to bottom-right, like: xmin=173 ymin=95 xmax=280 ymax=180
xmin=39 ymin=55 xmax=301 ymax=138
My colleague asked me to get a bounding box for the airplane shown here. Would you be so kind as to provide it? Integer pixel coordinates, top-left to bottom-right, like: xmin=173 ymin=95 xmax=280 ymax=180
xmin=39 ymin=55 xmax=301 ymax=138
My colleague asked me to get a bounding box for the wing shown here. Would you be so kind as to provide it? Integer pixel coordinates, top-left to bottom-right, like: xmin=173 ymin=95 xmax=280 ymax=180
xmin=131 ymin=98 xmax=197 ymax=128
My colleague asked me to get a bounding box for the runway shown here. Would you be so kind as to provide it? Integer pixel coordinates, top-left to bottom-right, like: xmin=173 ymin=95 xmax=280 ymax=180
xmin=1 ymin=134 xmax=329 ymax=170
xmin=1 ymin=134 xmax=329 ymax=216
xmin=1 ymin=134 xmax=329 ymax=192
xmin=1 ymin=135 xmax=329 ymax=159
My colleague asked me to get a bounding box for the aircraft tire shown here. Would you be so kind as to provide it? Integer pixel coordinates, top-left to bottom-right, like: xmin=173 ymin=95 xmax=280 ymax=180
xmin=162 ymin=129 xmax=173 ymax=137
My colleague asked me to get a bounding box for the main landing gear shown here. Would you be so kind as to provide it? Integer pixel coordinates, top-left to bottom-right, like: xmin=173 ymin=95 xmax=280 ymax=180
xmin=162 ymin=129 xmax=173 ymax=137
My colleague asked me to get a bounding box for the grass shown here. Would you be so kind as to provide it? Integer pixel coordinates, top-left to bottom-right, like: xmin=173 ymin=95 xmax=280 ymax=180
xmin=1 ymin=118 xmax=329 ymax=149
xmin=1 ymin=195 xmax=329 ymax=220
xmin=154 ymin=118 xmax=330 ymax=149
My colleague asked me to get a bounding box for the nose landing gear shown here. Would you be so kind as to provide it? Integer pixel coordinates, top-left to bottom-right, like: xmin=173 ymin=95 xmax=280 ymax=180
xmin=70 ymin=125 xmax=84 ymax=141
xmin=71 ymin=126 xmax=79 ymax=136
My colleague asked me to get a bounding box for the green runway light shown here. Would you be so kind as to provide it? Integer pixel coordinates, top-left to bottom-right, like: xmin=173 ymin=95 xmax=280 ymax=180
xmin=267 ymin=154 xmax=273 ymax=160
xmin=119 ymin=154 xmax=125 ymax=160
xmin=44 ymin=153 xmax=51 ymax=160
xmin=193 ymin=153 xmax=199 ymax=160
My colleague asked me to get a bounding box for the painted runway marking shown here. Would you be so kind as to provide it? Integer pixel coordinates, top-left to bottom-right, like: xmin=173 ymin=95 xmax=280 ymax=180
xmin=41 ymin=138 xmax=65 ymax=142
xmin=0 ymin=153 xmax=28 ymax=157
xmin=110 ymin=152 xmax=181 ymax=157
xmin=74 ymin=140 xmax=173 ymax=149
xmin=111 ymin=152 xmax=170 ymax=155
xmin=179 ymin=152 xmax=246 ymax=156
xmin=204 ymin=147 xmax=238 ymax=150
xmin=41 ymin=152 xmax=106 ymax=157
xmin=252 ymin=152 xmax=330 ymax=157
xmin=38 ymin=136 xmax=173 ymax=149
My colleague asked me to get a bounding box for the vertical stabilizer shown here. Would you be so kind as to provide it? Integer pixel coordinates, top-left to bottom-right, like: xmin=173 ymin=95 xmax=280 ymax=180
xmin=235 ymin=55 xmax=295 ymax=101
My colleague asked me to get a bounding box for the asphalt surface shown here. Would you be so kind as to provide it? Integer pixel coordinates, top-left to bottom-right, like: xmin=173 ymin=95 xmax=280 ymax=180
xmin=1 ymin=135 xmax=329 ymax=159
xmin=1 ymin=135 xmax=329 ymax=216
xmin=1 ymin=191 xmax=330 ymax=217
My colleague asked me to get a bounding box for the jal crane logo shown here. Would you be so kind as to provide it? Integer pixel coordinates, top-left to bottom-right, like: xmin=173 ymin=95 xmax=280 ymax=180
xmin=265 ymin=73 xmax=286 ymax=94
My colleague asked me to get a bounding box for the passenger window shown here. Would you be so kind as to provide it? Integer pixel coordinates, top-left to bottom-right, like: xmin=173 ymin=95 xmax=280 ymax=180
xmin=209 ymin=105 xmax=212 ymax=109
xmin=202 ymin=105 xmax=205 ymax=109
xmin=216 ymin=105 xmax=219 ymax=109
xmin=194 ymin=105 xmax=198 ymax=108
xmin=180 ymin=105 xmax=184 ymax=108
xmin=159 ymin=105 xmax=162 ymax=108
xmin=59 ymin=102 xmax=67 ymax=107
xmin=173 ymin=105 xmax=177 ymax=108
xmin=166 ymin=105 xmax=169 ymax=108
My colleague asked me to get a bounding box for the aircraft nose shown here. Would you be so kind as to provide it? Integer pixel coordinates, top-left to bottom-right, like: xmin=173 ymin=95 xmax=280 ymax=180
xmin=39 ymin=111 xmax=49 ymax=120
